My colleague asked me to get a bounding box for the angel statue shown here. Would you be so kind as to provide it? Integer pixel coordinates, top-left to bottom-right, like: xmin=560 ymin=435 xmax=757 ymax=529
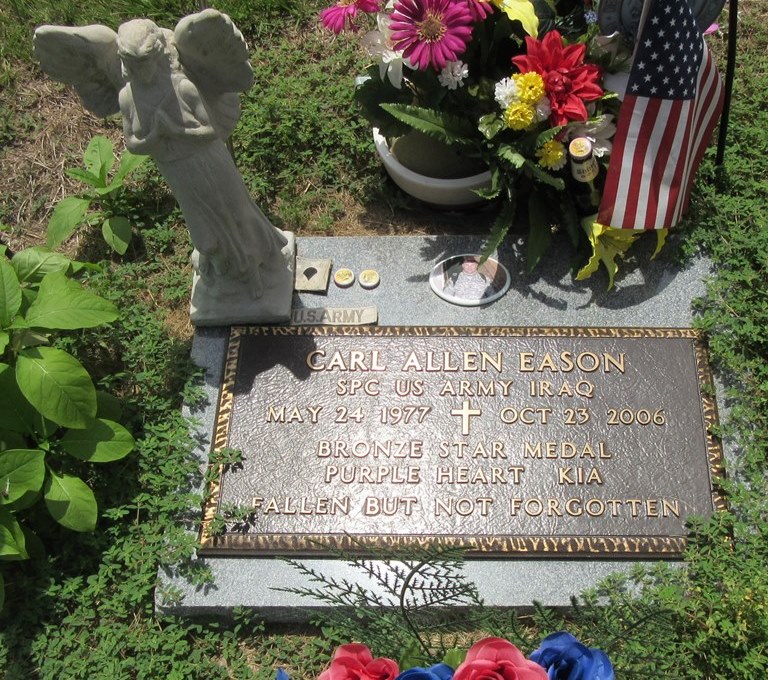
xmin=33 ymin=10 xmax=295 ymax=324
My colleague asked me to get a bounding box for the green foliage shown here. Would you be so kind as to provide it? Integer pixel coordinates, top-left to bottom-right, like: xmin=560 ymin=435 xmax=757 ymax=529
xmin=48 ymin=136 xmax=148 ymax=254
xmin=234 ymin=23 xmax=380 ymax=232
xmin=0 ymin=246 xmax=134 ymax=608
xmin=380 ymin=104 xmax=478 ymax=145
xmin=280 ymin=543 xmax=493 ymax=666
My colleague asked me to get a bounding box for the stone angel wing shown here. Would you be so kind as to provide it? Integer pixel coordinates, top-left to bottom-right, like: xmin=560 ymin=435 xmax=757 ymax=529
xmin=33 ymin=25 xmax=123 ymax=119
xmin=174 ymin=9 xmax=254 ymax=139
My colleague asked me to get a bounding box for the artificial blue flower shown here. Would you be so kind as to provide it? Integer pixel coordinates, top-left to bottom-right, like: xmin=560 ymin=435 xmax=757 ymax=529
xmin=396 ymin=662 xmax=454 ymax=680
xmin=529 ymin=632 xmax=614 ymax=680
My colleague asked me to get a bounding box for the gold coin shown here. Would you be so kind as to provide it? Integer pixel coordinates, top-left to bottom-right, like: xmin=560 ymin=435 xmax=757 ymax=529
xmin=333 ymin=268 xmax=355 ymax=287
xmin=359 ymin=269 xmax=380 ymax=289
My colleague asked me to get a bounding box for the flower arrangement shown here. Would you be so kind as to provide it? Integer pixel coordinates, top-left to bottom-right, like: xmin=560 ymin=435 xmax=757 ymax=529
xmin=281 ymin=635 xmax=614 ymax=680
xmin=319 ymin=0 xmax=670 ymax=284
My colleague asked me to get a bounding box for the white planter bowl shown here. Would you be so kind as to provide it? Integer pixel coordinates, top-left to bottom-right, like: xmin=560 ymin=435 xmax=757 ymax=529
xmin=373 ymin=128 xmax=492 ymax=208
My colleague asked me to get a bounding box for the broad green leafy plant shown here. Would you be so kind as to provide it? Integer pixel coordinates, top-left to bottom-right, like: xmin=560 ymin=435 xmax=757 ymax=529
xmin=47 ymin=135 xmax=148 ymax=255
xmin=0 ymin=244 xmax=134 ymax=608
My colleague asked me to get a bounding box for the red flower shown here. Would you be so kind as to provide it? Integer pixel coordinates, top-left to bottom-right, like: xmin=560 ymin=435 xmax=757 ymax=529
xmin=453 ymin=638 xmax=548 ymax=680
xmin=390 ymin=0 xmax=474 ymax=71
xmin=318 ymin=644 xmax=399 ymax=680
xmin=512 ymin=30 xmax=602 ymax=127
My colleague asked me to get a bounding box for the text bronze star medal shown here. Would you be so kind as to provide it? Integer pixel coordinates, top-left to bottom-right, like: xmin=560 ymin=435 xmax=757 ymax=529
xmin=200 ymin=326 xmax=725 ymax=558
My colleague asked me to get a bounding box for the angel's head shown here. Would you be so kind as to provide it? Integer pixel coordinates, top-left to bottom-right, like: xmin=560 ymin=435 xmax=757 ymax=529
xmin=117 ymin=19 xmax=168 ymax=82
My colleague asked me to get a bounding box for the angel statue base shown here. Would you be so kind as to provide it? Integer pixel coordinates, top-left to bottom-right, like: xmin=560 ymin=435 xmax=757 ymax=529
xmin=34 ymin=9 xmax=296 ymax=325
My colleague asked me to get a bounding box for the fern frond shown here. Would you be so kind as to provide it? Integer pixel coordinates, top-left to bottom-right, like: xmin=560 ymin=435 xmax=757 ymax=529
xmin=481 ymin=197 xmax=517 ymax=262
xmin=523 ymin=159 xmax=566 ymax=190
xmin=380 ymin=104 xmax=477 ymax=145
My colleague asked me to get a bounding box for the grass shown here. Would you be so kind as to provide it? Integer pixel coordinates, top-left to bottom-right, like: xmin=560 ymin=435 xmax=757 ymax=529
xmin=1 ymin=0 xmax=767 ymax=677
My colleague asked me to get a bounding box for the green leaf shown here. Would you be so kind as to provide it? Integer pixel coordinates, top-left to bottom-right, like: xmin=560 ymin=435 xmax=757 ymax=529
xmin=0 ymin=449 xmax=45 ymax=508
xmin=24 ymin=271 xmax=118 ymax=330
xmin=0 ymin=571 xmax=4 ymax=611
xmin=442 ymin=648 xmax=466 ymax=670
xmin=44 ymin=469 xmax=97 ymax=532
xmin=11 ymin=246 xmax=72 ymax=285
xmin=474 ymin=166 xmax=502 ymax=200
xmin=20 ymin=525 xmax=45 ymax=560
xmin=535 ymin=124 xmax=565 ymax=147
xmin=101 ymin=216 xmax=132 ymax=255
xmin=527 ymin=193 xmax=553 ymax=272
xmin=0 ymin=257 xmax=22 ymax=329
xmin=15 ymin=347 xmax=97 ymax=428
xmin=555 ymin=196 xmax=581 ymax=248
xmin=398 ymin=640 xmax=427 ymax=670
xmin=83 ymin=135 xmax=114 ymax=183
xmin=0 ymin=431 xmax=28 ymax=452
xmin=481 ymin=199 xmax=517 ymax=262
xmin=497 ymin=144 xmax=526 ymax=169
xmin=47 ymin=196 xmax=91 ymax=249
xmin=523 ymin=159 xmax=565 ymax=190
xmin=380 ymin=104 xmax=477 ymax=145
xmin=112 ymin=149 xmax=148 ymax=185
xmin=478 ymin=113 xmax=504 ymax=140
xmin=0 ymin=507 xmax=28 ymax=560
xmin=0 ymin=331 xmax=8 ymax=355
xmin=12 ymin=328 xmax=49 ymax=351
xmin=96 ymin=391 xmax=123 ymax=421
xmin=0 ymin=363 xmax=56 ymax=436
xmin=65 ymin=167 xmax=101 ymax=188
xmin=61 ymin=418 xmax=134 ymax=463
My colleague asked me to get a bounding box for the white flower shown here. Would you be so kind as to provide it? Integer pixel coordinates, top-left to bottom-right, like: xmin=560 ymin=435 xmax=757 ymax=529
xmin=533 ymin=96 xmax=551 ymax=122
xmin=494 ymin=77 xmax=518 ymax=108
xmin=361 ymin=13 xmax=408 ymax=89
xmin=567 ymin=114 xmax=617 ymax=157
xmin=438 ymin=60 xmax=469 ymax=90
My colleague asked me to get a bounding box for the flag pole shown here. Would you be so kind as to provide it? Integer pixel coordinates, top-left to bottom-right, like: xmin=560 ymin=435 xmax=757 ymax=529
xmin=715 ymin=0 xmax=738 ymax=166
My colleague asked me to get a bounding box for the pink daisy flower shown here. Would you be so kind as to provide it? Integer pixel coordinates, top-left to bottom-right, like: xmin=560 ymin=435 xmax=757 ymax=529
xmin=466 ymin=0 xmax=494 ymax=22
xmin=320 ymin=0 xmax=381 ymax=34
xmin=390 ymin=0 xmax=473 ymax=71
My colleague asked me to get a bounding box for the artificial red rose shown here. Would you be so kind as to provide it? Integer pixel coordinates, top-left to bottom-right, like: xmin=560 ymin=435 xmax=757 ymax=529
xmin=512 ymin=30 xmax=603 ymax=127
xmin=453 ymin=637 xmax=548 ymax=680
xmin=318 ymin=644 xmax=399 ymax=680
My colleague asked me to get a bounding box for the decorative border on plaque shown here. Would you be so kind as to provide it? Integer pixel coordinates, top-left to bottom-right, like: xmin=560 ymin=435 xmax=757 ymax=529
xmin=200 ymin=532 xmax=688 ymax=559
xmin=199 ymin=326 xmax=726 ymax=557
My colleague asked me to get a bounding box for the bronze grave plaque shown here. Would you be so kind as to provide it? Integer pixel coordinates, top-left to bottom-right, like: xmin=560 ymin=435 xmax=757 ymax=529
xmin=200 ymin=326 xmax=724 ymax=558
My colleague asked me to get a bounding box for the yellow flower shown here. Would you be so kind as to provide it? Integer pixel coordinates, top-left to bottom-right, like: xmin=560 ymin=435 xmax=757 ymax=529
xmin=513 ymin=72 xmax=545 ymax=105
xmin=576 ymin=219 xmax=639 ymax=289
xmin=491 ymin=0 xmax=538 ymax=36
xmin=536 ymin=139 xmax=566 ymax=170
xmin=504 ymin=102 xmax=535 ymax=130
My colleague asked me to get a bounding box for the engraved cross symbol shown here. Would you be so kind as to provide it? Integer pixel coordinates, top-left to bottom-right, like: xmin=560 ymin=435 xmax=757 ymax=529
xmin=451 ymin=400 xmax=482 ymax=436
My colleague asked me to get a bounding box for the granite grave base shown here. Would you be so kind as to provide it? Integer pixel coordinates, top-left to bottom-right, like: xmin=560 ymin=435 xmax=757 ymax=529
xmin=157 ymin=233 xmax=724 ymax=621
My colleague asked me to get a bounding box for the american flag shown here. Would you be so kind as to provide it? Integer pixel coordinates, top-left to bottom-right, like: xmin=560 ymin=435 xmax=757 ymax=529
xmin=597 ymin=0 xmax=724 ymax=230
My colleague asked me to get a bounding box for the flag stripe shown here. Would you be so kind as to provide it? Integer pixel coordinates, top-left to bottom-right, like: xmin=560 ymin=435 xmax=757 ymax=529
xmin=639 ymin=98 xmax=681 ymax=229
xmin=681 ymin=50 xmax=724 ymax=213
xmin=654 ymin=99 xmax=688 ymax=228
